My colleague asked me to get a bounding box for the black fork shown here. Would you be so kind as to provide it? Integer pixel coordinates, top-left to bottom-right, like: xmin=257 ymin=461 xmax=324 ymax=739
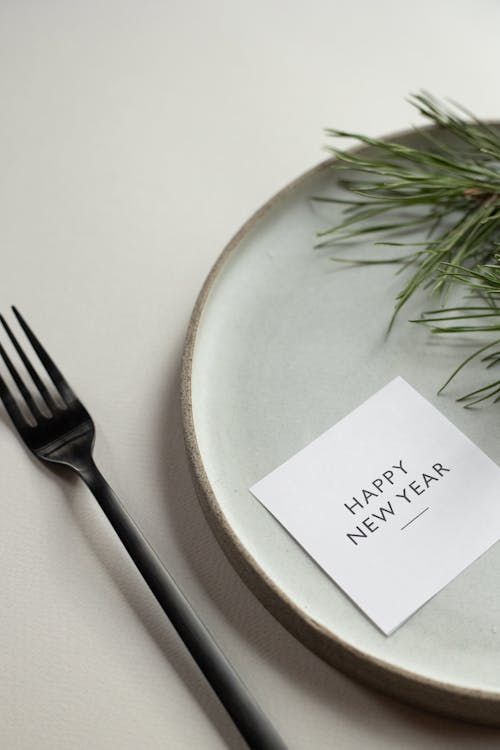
xmin=0 ymin=307 xmax=288 ymax=750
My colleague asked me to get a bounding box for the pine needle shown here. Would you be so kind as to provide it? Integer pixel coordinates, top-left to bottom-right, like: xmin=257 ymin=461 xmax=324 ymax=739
xmin=417 ymin=258 xmax=500 ymax=403
xmin=319 ymin=92 xmax=500 ymax=404
xmin=318 ymin=93 xmax=500 ymax=319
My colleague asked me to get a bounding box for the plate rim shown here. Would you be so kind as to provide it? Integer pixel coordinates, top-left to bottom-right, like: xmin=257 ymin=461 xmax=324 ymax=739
xmin=180 ymin=125 xmax=500 ymax=725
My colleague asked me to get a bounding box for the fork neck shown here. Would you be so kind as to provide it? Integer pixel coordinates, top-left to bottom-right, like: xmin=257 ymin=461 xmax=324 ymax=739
xmin=75 ymin=457 xmax=141 ymax=548
xmin=76 ymin=456 xmax=116 ymax=498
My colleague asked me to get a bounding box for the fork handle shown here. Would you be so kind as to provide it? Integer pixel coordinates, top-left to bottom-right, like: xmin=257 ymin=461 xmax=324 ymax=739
xmin=78 ymin=459 xmax=288 ymax=750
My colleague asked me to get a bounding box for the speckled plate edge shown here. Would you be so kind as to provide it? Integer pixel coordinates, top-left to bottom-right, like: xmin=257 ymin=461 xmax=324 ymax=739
xmin=180 ymin=125 xmax=500 ymax=726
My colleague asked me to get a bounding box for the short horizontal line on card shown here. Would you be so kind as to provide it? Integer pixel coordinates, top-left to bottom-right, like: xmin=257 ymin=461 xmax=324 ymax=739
xmin=401 ymin=507 xmax=430 ymax=531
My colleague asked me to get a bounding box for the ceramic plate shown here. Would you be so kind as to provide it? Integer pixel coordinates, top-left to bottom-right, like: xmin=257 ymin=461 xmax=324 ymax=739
xmin=182 ymin=127 xmax=500 ymax=724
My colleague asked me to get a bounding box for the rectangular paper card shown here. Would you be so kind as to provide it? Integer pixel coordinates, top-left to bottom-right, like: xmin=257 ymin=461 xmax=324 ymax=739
xmin=250 ymin=377 xmax=500 ymax=634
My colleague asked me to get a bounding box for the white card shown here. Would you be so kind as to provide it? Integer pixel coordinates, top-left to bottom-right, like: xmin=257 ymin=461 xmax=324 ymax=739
xmin=250 ymin=377 xmax=500 ymax=635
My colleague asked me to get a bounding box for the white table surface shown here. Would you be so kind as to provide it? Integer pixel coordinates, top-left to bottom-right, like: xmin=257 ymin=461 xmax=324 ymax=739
xmin=1 ymin=2 xmax=500 ymax=748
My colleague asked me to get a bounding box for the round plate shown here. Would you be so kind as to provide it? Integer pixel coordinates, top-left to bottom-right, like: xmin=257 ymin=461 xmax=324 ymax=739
xmin=181 ymin=126 xmax=500 ymax=725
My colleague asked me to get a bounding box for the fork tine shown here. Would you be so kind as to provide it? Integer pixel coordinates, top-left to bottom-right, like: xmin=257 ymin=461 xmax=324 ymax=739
xmin=0 ymin=314 xmax=58 ymax=413
xmin=0 ymin=339 xmax=42 ymax=421
xmin=12 ymin=307 xmax=76 ymax=405
xmin=0 ymin=372 xmax=30 ymax=433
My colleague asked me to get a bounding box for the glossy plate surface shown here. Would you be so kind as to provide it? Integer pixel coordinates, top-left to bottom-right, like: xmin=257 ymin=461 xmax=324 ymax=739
xmin=182 ymin=129 xmax=500 ymax=724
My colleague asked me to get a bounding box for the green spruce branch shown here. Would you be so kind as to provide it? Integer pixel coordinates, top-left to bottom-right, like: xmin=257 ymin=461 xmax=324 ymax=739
xmin=414 ymin=258 xmax=500 ymax=405
xmin=318 ymin=93 xmax=500 ymax=404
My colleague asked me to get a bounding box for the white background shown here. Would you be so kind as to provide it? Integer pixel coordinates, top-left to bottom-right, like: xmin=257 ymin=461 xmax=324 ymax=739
xmin=1 ymin=1 xmax=500 ymax=748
